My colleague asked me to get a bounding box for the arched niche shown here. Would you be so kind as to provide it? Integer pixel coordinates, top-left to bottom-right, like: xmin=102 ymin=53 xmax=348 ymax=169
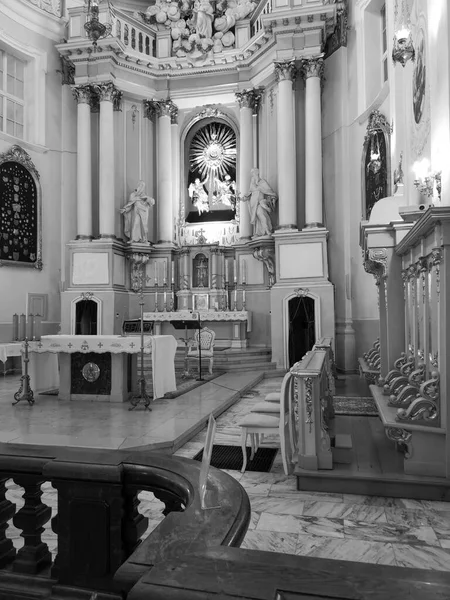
xmin=192 ymin=252 xmax=209 ymax=288
xmin=0 ymin=145 xmax=42 ymax=269
xmin=70 ymin=294 xmax=102 ymax=335
xmin=180 ymin=108 xmax=239 ymax=229
xmin=361 ymin=110 xmax=392 ymax=220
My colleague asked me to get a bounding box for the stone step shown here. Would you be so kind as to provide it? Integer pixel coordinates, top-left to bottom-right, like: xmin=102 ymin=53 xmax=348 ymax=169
xmin=331 ymin=433 xmax=353 ymax=465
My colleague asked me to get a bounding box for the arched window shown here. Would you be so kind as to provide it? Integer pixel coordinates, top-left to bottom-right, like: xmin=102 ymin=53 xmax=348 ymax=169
xmin=0 ymin=145 xmax=42 ymax=269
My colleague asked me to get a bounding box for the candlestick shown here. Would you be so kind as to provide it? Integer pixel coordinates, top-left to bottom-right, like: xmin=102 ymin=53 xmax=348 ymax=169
xmin=27 ymin=314 xmax=34 ymax=341
xmin=154 ymin=263 xmax=158 ymax=286
xmin=19 ymin=314 xmax=26 ymax=341
xmin=234 ymin=289 xmax=237 ymax=311
xmin=164 ymin=288 xmax=167 ymax=311
xmin=233 ymin=259 xmax=237 ymax=283
xmin=225 ymin=259 xmax=229 ymax=283
xmin=12 ymin=314 xmax=19 ymax=341
xmin=154 ymin=286 xmax=159 ymax=312
xmin=171 ymin=260 xmax=175 ymax=284
xmin=34 ymin=314 xmax=42 ymax=341
xmin=242 ymin=287 xmax=246 ymax=311
xmin=221 ymin=253 xmax=225 ymax=286
xmin=242 ymin=259 xmax=247 ymax=285
xmin=164 ymin=260 xmax=168 ymax=285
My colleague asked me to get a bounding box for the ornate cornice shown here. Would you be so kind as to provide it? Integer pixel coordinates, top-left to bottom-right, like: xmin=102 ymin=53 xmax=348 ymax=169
xmin=235 ymin=88 xmax=263 ymax=114
xmin=363 ymin=248 xmax=388 ymax=285
xmin=143 ymin=99 xmax=178 ymax=123
xmin=300 ymin=57 xmax=324 ymax=80
xmin=274 ymin=60 xmax=298 ymax=82
xmin=0 ymin=145 xmax=40 ymax=180
xmin=364 ymin=109 xmax=392 ymax=142
xmin=72 ymin=84 xmax=94 ymax=106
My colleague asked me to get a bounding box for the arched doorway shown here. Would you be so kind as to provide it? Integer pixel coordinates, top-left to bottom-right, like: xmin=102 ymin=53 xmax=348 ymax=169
xmin=75 ymin=300 xmax=98 ymax=335
xmin=288 ymin=296 xmax=315 ymax=368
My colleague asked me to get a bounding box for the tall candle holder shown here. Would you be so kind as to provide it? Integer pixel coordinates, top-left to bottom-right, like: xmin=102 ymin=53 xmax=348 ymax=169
xmin=242 ymin=283 xmax=247 ymax=311
xmin=225 ymin=281 xmax=230 ymax=311
xmin=233 ymin=285 xmax=238 ymax=311
xmin=13 ymin=338 xmax=35 ymax=406
xmin=154 ymin=283 xmax=159 ymax=312
xmin=168 ymin=284 xmax=175 ymax=312
xmin=163 ymin=283 xmax=168 ymax=312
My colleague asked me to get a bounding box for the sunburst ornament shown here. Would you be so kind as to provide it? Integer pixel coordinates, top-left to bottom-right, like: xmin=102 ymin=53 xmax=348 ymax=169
xmin=190 ymin=123 xmax=236 ymax=181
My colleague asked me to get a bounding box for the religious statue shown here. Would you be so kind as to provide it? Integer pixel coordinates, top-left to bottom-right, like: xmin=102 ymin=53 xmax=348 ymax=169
xmin=193 ymin=0 xmax=214 ymax=38
xmin=213 ymin=174 xmax=236 ymax=208
xmin=189 ymin=178 xmax=210 ymax=215
xmin=120 ymin=181 xmax=155 ymax=244
xmin=194 ymin=253 xmax=209 ymax=287
xmin=241 ymin=168 xmax=277 ymax=237
xmin=394 ymin=151 xmax=404 ymax=194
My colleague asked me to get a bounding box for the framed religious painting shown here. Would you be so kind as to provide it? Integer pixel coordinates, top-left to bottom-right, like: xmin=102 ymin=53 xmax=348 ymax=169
xmin=193 ymin=293 xmax=209 ymax=311
xmin=0 ymin=145 xmax=42 ymax=270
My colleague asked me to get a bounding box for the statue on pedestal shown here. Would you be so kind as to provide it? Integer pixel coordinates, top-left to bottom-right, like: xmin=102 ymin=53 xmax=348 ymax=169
xmin=120 ymin=181 xmax=155 ymax=244
xmin=189 ymin=178 xmax=210 ymax=215
xmin=242 ymin=168 xmax=277 ymax=237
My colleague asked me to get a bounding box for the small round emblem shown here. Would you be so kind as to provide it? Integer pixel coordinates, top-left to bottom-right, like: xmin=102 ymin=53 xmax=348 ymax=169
xmin=82 ymin=362 xmax=100 ymax=383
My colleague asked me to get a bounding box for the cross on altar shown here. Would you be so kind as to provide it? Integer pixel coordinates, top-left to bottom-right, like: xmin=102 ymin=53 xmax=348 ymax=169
xmin=97 ymin=342 xmax=103 ymax=348
xmin=129 ymin=342 xmax=135 ymax=348
xmin=198 ymin=228 xmax=205 ymax=236
xmin=67 ymin=343 xmax=73 ymax=348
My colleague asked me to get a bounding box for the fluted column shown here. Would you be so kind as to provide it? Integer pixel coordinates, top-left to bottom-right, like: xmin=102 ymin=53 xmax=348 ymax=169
xmin=275 ymin=61 xmax=297 ymax=230
xmin=301 ymin=57 xmax=325 ymax=228
xmin=72 ymin=85 xmax=94 ymax=239
xmin=93 ymin=82 xmax=122 ymax=238
xmin=145 ymin=99 xmax=178 ymax=243
xmin=236 ymin=89 xmax=262 ymax=240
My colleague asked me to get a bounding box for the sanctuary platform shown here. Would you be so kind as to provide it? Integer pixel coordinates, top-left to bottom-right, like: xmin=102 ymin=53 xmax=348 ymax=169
xmin=0 ymin=371 xmax=262 ymax=452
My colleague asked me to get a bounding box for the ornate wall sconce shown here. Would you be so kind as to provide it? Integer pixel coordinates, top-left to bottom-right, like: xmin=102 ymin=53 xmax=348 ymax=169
xmin=392 ymin=0 xmax=415 ymax=67
xmin=392 ymin=28 xmax=415 ymax=67
xmin=84 ymin=0 xmax=112 ymax=47
xmin=413 ymin=158 xmax=441 ymax=203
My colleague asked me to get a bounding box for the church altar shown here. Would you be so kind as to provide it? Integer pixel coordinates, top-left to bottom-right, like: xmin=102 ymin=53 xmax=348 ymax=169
xmin=142 ymin=310 xmax=251 ymax=348
xmin=26 ymin=335 xmax=177 ymax=402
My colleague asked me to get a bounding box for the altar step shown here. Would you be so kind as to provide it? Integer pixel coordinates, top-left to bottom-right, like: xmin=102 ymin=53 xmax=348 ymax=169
xmin=142 ymin=347 xmax=277 ymax=374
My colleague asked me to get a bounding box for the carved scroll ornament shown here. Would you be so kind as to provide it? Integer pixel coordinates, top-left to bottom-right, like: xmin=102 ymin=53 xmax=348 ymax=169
xmin=363 ymin=248 xmax=388 ymax=285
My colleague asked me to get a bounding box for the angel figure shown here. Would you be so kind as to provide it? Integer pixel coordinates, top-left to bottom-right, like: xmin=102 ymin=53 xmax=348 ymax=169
xmin=189 ymin=178 xmax=210 ymax=215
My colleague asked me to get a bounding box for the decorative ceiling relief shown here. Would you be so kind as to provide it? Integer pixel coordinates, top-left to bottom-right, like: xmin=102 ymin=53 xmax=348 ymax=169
xmin=136 ymin=0 xmax=257 ymax=58
xmin=27 ymin=0 xmax=61 ymax=17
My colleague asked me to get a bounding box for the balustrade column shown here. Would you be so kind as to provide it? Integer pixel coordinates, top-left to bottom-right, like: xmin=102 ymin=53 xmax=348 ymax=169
xmin=94 ymin=82 xmax=122 ymax=238
xmin=275 ymin=61 xmax=297 ymax=229
xmin=236 ymin=89 xmax=262 ymax=240
xmin=73 ymin=85 xmax=94 ymax=239
xmin=145 ymin=99 xmax=177 ymax=244
xmin=301 ymin=57 xmax=324 ymax=228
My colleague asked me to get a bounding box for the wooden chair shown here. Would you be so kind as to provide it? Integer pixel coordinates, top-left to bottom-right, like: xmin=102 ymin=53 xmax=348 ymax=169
xmin=187 ymin=326 xmax=216 ymax=375
xmin=238 ymin=372 xmax=296 ymax=475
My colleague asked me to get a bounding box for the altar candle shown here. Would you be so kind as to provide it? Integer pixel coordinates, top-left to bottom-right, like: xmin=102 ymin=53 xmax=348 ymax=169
xmin=164 ymin=261 xmax=167 ymax=284
xmin=12 ymin=314 xmax=19 ymax=341
xmin=234 ymin=259 xmax=237 ymax=283
xmin=242 ymin=259 xmax=247 ymax=284
xmin=34 ymin=314 xmax=42 ymax=341
xmin=171 ymin=261 xmax=175 ymax=284
xmin=154 ymin=263 xmax=158 ymax=286
xmin=221 ymin=253 xmax=225 ymax=283
xmin=27 ymin=314 xmax=34 ymax=341
xmin=19 ymin=314 xmax=26 ymax=341
xmin=225 ymin=259 xmax=229 ymax=283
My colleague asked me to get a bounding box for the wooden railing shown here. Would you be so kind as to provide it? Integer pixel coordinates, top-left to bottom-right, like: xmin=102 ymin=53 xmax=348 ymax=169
xmin=290 ymin=338 xmax=335 ymax=471
xmin=0 ymin=444 xmax=250 ymax=599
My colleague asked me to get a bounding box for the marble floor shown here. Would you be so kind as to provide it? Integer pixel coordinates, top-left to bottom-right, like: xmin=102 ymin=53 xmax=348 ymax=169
xmin=2 ymin=375 xmax=450 ymax=574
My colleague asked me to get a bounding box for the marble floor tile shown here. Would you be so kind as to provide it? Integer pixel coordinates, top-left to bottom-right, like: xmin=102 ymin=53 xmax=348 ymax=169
xmin=241 ymin=530 xmax=298 ymax=554
xmin=302 ymin=501 xmax=387 ymax=523
xmin=240 ymin=472 xmax=291 ymax=486
xmin=421 ymin=501 xmax=450 ymax=513
xmin=343 ymin=520 xmax=440 ymax=546
xmin=239 ymin=481 xmax=271 ymax=497
xmin=295 ymin=535 xmax=397 ymax=565
xmin=392 ymin=544 xmax=450 ymax=571
xmin=439 ymin=539 xmax=450 ymax=549
xmin=271 ymin=491 xmax=343 ymax=503
xmin=257 ymin=513 xmax=344 ymax=539
xmin=247 ymin=512 xmax=260 ymax=530
xmin=385 ymin=507 xmax=431 ymax=528
xmin=427 ymin=511 xmax=450 ymax=539
xmin=249 ymin=496 xmax=305 ymax=517
xmin=343 ymin=494 xmax=419 ymax=508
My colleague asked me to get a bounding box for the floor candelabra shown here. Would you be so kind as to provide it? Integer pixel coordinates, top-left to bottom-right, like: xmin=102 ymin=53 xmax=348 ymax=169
xmin=13 ymin=338 xmax=35 ymax=406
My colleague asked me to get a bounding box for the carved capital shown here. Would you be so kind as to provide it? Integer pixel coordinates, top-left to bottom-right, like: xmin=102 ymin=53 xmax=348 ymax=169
xmin=72 ymin=84 xmax=94 ymax=106
xmin=300 ymin=57 xmax=324 ymax=80
xmin=235 ymin=88 xmax=263 ymax=114
xmin=429 ymin=247 xmax=442 ymax=267
xmin=274 ymin=60 xmax=298 ymax=82
xmin=92 ymin=82 xmax=123 ymax=110
xmin=144 ymin=99 xmax=178 ymax=123
xmin=363 ymin=248 xmax=388 ymax=286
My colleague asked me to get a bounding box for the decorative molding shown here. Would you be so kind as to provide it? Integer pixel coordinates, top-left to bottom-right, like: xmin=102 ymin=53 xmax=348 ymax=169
xmin=235 ymin=88 xmax=263 ymax=114
xmin=294 ymin=287 xmax=310 ymax=297
xmin=59 ymin=56 xmax=75 ymax=86
xmin=364 ymin=109 xmax=393 ymax=143
xmin=397 ymin=370 xmax=440 ymax=425
xmin=72 ymin=84 xmax=94 ymax=106
xmin=300 ymin=57 xmax=325 ymax=80
xmin=27 ymin=0 xmax=61 ymax=17
xmin=363 ymin=248 xmax=388 ymax=286
xmin=324 ymin=1 xmax=348 ymax=57
xmin=385 ymin=427 xmax=412 ymax=458
xmin=304 ymin=377 xmax=313 ymax=432
xmin=128 ymin=253 xmax=151 ymax=293
xmin=0 ymin=145 xmax=40 ymax=179
xmin=274 ymin=60 xmax=298 ymax=82
xmin=252 ymin=246 xmax=275 ymax=287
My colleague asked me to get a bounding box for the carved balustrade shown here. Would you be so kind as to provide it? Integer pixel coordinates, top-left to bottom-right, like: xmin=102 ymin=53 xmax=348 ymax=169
xmin=291 ymin=341 xmax=335 ymax=471
xmin=359 ymin=338 xmax=381 ymax=384
xmin=0 ymin=445 xmax=250 ymax=599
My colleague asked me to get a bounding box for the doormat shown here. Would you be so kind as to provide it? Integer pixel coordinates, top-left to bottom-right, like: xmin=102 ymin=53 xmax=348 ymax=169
xmin=193 ymin=444 xmax=278 ymax=472
xmin=333 ymin=396 xmax=378 ymax=417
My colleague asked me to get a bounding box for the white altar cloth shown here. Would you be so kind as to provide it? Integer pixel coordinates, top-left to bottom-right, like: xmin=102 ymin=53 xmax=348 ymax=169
xmin=0 ymin=343 xmax=22 ymax=365
xmin=27 ymin=335 xmax=177 ymax=399
xmin=143 ymin=310 xmax=252 ymax=332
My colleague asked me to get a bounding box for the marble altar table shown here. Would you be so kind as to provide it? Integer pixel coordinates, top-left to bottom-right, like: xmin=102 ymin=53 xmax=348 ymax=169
xmin=0 ymin=342 xmax=22 ymax=376
xmin=27 ymin=334 xmax=177 ymax=402
xmin=143 ymin=310 xmax=251 ymax=349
